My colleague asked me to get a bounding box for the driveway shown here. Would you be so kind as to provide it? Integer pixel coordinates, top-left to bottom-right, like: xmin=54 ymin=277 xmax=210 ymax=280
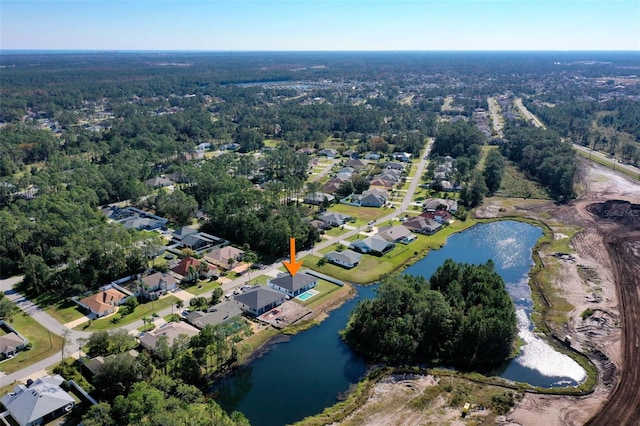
xmin=1 ymin=141 xmax=433 ymax=385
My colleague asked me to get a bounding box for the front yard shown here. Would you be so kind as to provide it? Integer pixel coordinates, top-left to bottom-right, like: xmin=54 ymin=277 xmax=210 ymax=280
xmin=0 ymin=311 xmax=63 ymax=375
xmin=330 ymin=204 xmax=392 ymax=222
xmin=75 ymin=295 xmax=180 ymax=331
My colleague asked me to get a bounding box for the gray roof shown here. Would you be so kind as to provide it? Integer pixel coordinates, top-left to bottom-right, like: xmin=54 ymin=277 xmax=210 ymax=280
xmin=325 ymin=250 xmax=362 ymax=264
xmin=317 ymin=211 xmax=350 ymax=225
xmin=234 ymin=286 xmax=284 ymax=311
xmin=357 ymin=193 xmax=386 ymax=207
xmin=377 ymin=225 xmax=414 ymax=242
xmin=351 ymin=235 xmax=395 ymax=253
xmin=185 ymin=302 xmax=242 ymax=328
xmin=403 ymin=216 xmax=442 ymax=233
xmin=139 ymin=321 xmax=199 ymax=350
xmin=269 ymin=273 xmax=317 ymax=293
xmin=0 ymin=332 xmax=26 ymax=354
xmin=1 ymin=374 xmax=75 ymax=426
xmin=172 ymin=226 xmax=198 ymax=240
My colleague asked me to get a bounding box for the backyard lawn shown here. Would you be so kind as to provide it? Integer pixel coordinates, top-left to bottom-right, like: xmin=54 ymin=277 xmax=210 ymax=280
xmin=303 ymin=218 xmax=477 ymax=284
xmin=76 ymin=295 xmax=180 ymax=331
xmin=0 ymin=311 xmax=63 ymax=375
xmin=293 ymin=279 xmax=342 ymax=309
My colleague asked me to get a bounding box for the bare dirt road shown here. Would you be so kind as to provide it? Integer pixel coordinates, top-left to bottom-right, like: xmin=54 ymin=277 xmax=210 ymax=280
xmin=583 ymin=201 xmax=640 ymax=426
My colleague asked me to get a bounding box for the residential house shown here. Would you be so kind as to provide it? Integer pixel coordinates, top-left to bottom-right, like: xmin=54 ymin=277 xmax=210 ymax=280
xmin=393 ymin=152 xmax=412 ymax=162
xmin=380 ymin=161 xmax=405 ymax=170
xmin=369 ymin=177 xmax=395 ymax=188
xmin=350 ymin=235 xmax=395 ymax=256
xmin=317 ymin=211 xmax=351 ymax=228
xmin=346 ymin=158 xmax=367 ymax=171
xmin=296 ymin=147 xmax=315 ymax=155
xmin=234 ymin=286 xmax=286 ymax=316
xmin=144 ymin=176 xmax=174 ymax=188
xmin=377 ymin=225 xmax=417 ymax=244
xmin=343 ymin=149 xmax=358 ymax=158
xmin=181 ymin=232 xmax=227 ymax=252
xmin=325 ymin=250 xmax=362 ymax=269
xmin=0 ymin=322 xmax=28 ymax=359
xmin=184 ymin=302 xmax=242 ymax=329
xmin=78 ymin=288 xmax=128 ymax=318
xmin=171 ymin=226 xmax=198 ymax=243
xmin=422 ymin=198 xmax=458 ymax=213
xmin=106 ymin=206 xmax=168 ymax=232
xmin=307 ymin=219 xmax=330 ymax=231
xmin=355 ymin=192 xmax=386 ymax=208
xmin=0 ymin=374 xmax=75 ymax=426
xmin=364 ymin=152 xmax=381 ymax=160
xmin=434 ymin=209 xmax=454 ymax=224
xmin=403 ymin=215 xmax=443 ymax=235
xmin=171 ymin=257 xmax=217 ymax=279
xmin=138 ymin=272 xmax=178 ymax=300
xmin=303 ymin=192 xmax=335 ymax=206
xmin=268 ymin=273 xmax=317 ymax=298
xmin=205 ymin=246 xmax=245 ymax=270
xmin=139 ymin=322 xmax=200 ymax=352
xmin=318 ymin=148 xmax=338 ymax=158
xmin=323 ymin=175 xmax=350 ymax=194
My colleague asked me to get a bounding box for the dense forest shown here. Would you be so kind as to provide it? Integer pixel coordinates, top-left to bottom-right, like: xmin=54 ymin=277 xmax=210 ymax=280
xmin=342 ymin=260 xmax=517 ymax=367
xmin=501 ymin=126 xmax=576 ymax=201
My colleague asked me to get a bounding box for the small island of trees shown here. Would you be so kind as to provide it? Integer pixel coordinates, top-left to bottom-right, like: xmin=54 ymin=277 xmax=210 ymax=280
xmin=341 ymin=260 xmax=517 ymax=367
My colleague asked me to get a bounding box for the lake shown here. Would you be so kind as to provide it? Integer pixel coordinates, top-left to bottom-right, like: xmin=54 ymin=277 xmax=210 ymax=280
xmin=216 ymin=220 xmax=585 ymax=425
xmin=404 ymin=220 xmax=586 ymax=387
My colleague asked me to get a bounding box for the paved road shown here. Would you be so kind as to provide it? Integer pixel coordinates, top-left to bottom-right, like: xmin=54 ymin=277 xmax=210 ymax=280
xmin=573 ymin=144 xmax=640 ymax=178
xmin=1 ymin=141 xmax=432 ymax=384
xmin=513 ymin=98 xmax=545 ymax=129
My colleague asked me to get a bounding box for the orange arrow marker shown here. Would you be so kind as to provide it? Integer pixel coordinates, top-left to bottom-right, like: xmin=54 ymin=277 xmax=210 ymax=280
xmin=283 ymin=237 xmax=302 ymax=277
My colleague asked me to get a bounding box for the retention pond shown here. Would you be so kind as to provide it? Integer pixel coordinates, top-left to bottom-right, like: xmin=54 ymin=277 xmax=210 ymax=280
xmin=216 ymin=220 xmax=586 ymax=425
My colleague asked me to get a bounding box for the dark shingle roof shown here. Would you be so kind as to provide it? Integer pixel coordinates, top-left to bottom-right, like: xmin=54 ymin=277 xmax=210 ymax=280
xmin=269 ymin=273 xmax=316 ymax=292
xmin=234 ymin=286 xmax=284 ymax=311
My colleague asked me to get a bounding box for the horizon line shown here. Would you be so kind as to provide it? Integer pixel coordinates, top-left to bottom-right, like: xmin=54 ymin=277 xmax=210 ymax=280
xmin=1 ymin=48 xmax=639 ymax=54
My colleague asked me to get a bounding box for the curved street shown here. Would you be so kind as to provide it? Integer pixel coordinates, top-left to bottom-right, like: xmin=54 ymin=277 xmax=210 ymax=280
xmin=1 ymin=142 xmax=432 ymax=386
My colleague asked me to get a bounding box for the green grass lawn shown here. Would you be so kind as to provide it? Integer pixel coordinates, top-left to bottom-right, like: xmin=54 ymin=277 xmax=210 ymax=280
xmin=303 ymin=219 xmax=477 ymax=284
xmin=44 ymin=299 xmax=86 ymax=324
xmin=292 ymin=279 xmax=342 ymax=308
xmin=495 ymin=161 xmax=551 ymax=199
xmin=76 ymin=295 xmax=180 ymax=331
xmin=324 ymin=226 xmax=351 ymax=238
xmin=183 ymin=279 xmax=221 ymax=296
xmin=330 ymin=204 xmax=392 ymax=222
xmin=0 ymin=311 xmax=63 ymax=375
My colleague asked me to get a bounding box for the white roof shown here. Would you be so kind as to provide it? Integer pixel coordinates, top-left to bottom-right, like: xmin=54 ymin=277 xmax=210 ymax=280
xmin=1 ymin=374 xmax=74 ymax=426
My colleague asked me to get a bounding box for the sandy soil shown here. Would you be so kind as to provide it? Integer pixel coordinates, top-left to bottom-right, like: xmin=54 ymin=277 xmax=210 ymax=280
xmin=336 ymin=160 xmax=640 ymax=426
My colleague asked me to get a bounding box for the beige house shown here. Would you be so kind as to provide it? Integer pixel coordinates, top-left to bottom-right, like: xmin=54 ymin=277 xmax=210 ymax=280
xmin=78 ymin=288 xmax=127 ymax=317
xmin=205 ymin=246 xmax=245 ymax=269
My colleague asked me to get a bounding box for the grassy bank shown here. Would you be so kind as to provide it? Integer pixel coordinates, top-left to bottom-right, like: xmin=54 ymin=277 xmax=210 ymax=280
xmin=303 ymin=218 xmax=478 ymax=284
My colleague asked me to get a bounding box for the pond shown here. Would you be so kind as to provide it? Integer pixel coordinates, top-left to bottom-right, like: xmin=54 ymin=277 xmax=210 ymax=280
xmin=216 ymin=220 xmax=585 ymax=425
xmin=214 ymin=285 xmax=375 ymax=426
xmin=404 ymin=220 xmax=586 ymax=387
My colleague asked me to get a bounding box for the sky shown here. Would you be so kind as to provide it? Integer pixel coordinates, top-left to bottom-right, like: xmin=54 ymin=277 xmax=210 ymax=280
xmin=1 ymin=0 xmax=639 ymax=51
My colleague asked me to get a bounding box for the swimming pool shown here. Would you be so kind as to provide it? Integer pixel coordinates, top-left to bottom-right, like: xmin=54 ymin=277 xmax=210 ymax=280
xmin=297 ymin=289 xmax=319 ymax=301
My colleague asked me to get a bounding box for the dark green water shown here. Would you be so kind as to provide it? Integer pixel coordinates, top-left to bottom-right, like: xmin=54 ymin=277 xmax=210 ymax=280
xmin=216 ymin=220 xmax=585 ymax=426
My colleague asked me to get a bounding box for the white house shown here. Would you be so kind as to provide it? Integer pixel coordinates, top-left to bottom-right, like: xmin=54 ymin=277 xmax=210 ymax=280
xmin=325 ymin=250 xmax=362 ymax=269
